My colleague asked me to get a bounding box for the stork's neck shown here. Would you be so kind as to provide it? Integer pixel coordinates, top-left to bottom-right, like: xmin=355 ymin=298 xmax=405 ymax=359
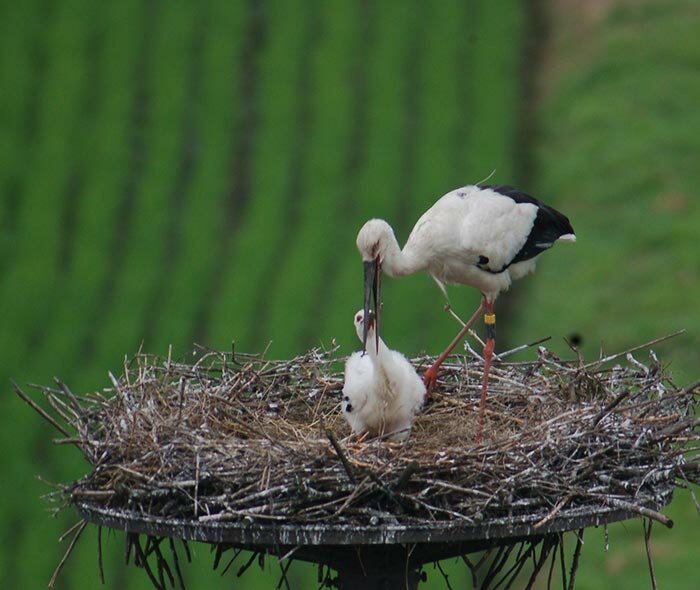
xmin=365 ymin=336 xmax=389 ymax=361
xmin=365 ymin=337 xmax=396 ymax=400
xmin=380 ymin=226 xmax=424 ymax=277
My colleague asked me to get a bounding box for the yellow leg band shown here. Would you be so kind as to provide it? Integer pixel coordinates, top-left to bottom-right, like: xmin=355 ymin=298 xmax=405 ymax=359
xmin=484 ymin=313 xmax=496 ymax=325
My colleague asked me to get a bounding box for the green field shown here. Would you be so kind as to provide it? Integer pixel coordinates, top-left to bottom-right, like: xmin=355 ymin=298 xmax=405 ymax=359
xmin=1 ymin=1 xmax=697 ymax=588
xmin=511 ymin=1 xmax=700 ymax=588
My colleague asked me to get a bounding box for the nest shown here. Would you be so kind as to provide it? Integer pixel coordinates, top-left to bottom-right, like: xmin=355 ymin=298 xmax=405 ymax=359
xmin=20 ymin=335 xmax=698 ymax=538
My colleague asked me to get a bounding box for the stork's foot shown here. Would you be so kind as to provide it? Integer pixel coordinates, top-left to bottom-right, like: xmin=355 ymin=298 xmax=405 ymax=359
xmin=423 ymin=367 xmax=438 ymax=399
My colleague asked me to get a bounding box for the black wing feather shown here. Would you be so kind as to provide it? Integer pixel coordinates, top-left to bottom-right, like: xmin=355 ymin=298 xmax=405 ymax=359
xmin=483 ymin=184 xmax=575 ymax=266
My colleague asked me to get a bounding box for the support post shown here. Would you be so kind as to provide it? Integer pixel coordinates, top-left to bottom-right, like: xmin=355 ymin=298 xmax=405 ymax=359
xmin=329 ymin=546 xmax=422 ymax=590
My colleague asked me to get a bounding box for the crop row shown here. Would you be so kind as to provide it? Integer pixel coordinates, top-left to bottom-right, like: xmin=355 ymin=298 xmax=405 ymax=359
xmin=3 ymin=1 xmax=528 ymax=588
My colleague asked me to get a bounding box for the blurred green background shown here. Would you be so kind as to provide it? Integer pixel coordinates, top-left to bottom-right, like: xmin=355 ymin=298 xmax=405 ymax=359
xmin=1 ymin=0 xmax=697 ymax=588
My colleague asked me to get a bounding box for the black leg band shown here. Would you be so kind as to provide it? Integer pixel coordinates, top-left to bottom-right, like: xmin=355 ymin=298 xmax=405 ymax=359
xmin=484 ymin=313 xmax=496 ymax=340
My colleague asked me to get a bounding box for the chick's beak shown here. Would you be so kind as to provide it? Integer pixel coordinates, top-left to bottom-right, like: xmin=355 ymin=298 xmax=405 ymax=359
xmin=362 ymin=258 xmax=381 ymax=352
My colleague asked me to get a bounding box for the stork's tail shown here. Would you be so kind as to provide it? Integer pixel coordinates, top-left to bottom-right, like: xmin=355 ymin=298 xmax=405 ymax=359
xmin=558 ymin=233 xmax=576 ymax=242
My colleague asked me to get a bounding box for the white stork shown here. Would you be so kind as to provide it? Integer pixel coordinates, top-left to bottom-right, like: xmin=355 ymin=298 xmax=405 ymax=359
xmin=356 ymin=184 xmax=575 ymax=442
xmin=342 ymin=310 xmax=425 ymax=441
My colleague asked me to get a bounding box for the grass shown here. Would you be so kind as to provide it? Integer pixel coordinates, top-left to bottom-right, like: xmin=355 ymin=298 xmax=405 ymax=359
xmin=259 ymin=1 xmax=362 ymax=355
xmin=205 ymin=0 xmax=312 ymax=352
xmin=511 ymin=1 xmax=700 ymax=588
xmin=31 ymin=0 xmax=141 ymax=387
xmin=147 ymin=1 xmax=247 ymax=355
xmin=319 ymin=0 xmax=422 ymax=351
xmin=514 ymin=0 xmax=700 ymax=383
xmin=84 ymin=2 xmax=197 ymax=387
xmin=2 ymin=0 xmax=697 ymax=588
xmin=0 ymin=0 xmax=94 ymax=585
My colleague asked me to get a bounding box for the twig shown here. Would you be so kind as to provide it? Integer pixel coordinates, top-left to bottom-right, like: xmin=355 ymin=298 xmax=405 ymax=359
xmin=48 ymin=520 xmax=87 ymax=588
xmin=218 ymin=548 xmax=242 ymax=577
xmin=558 ymin=533 xmax=568 ymax=590
xmin=584 ymin=330 xmax=685 ymax=369
xmin=533 ymin=495 xmax=573 ymax=531
xmin=523 ymin=537 xmax=555 ymax=590
xmin=237 ymin=551 xmax=259 ymax=578
xmin=567 ymin=529 xmax=584 ymax=590
xmin=643 ymin=519 xmax=658 ymax=590
xmin=325 ymin=429 xmax=356 ymax=483
xmin=394 ymin=461 xmax=420 ymax=491
xmin=12 ymin=381 xmax=72 ymax=438
xmin=601 ymin=497 xmax=673 ymax=528
xmin=498 ymin=336 xmax=552 ymax=360
xmin=681 ymin=379 xmax=700 ymax=395
xmin=132 ymin=536 xmax=164 ymax=590
xmin=54 ymin=377 xmax=84 ymax=417
xmin=433 ymin=560 xmax=454 ymax=590
xmin=276 ymin=559 xmax=293 ymax=590
xmin=592 ymin=389 xmax=631 ymax=427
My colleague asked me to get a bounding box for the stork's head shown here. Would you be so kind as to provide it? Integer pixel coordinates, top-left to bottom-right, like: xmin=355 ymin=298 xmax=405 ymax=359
xmin=353 ymin=309 xmax=376 ymax=347
xmin=356 ymin=219 xmax=393 ymax=353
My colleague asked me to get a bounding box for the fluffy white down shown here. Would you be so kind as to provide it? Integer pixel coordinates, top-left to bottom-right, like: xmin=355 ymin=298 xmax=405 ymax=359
xmin=341 ymin=311 xmax=425 ymax=441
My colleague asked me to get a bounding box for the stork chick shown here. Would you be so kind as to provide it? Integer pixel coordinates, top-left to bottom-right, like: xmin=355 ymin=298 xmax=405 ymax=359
xmin=342 ymin=310 xmax=425 ymax=441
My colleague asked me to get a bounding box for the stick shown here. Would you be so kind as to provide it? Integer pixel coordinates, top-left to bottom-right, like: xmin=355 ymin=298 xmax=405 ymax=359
xmin=592 ymin=389 xmax=631 ymax=427
xmin=444 ymin=304 xmax=483 ymax=346
xmin=12 ymin=381 xmax=72 ymax=438
xmin=133 ymin=536 xmax=164 ymax=590
xmin=276 ymin=559 xmax=293 ymax=590
xmin=603 ymin=498 xmax=674 ymax=528
xmin=533 ymin=495 xmax=573 ymax=531
xmin=559 ymin=533 xmax=568 ymax=590
xmin=58 ymin=519 xmax=85 ymax=543
xmin=394 ymin=461 xmax=420 ymax=491
xmin=643 ymin=519 xmax=658 ymax=590
xmin=325 ymin=429 xmax=356 ymax=483
xmin=237 ymin=551 xmax=259 ymax=578
xmin=567 ymin=530 xmax=584 ymax=590
xmin=445 ymin=304 xmax=552 ymax=360
xmin=498 ymin=335 xmax=552 ymax=360
xmin=98 ymin=526 xmax=105 ymax=585
xmin=49 ymin=521 xmax=87 ymax=588
xmin=584 ymin=330 xmax=685 ymax=369
xmin=682 ymin=379 xmax=700 ymax=395
xmin=54 ymin=377 xmax=84 ymax=416
xmin=524 ymin=537 xmax=555 ymax=590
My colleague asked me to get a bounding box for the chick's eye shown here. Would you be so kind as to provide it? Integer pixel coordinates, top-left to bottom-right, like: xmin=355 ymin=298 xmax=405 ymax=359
xmin=355 ymin=314 xmax=362 ymax=323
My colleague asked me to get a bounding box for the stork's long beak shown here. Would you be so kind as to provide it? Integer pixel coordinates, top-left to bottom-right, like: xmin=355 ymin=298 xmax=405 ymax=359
xmin=362 ymin=258 xmax=381 ymax=353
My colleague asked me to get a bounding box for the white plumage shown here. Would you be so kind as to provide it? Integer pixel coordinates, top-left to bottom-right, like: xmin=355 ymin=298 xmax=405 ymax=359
xmin=342 ymin=310 xmax=425 ymax=441
xmin=356 ymin=184 xmax=575 ymax=442
xmin=356 ymin=185 xmax=575 ymax=303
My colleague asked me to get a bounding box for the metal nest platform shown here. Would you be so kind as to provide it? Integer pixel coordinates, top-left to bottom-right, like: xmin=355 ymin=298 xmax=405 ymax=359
xmin=74 ymin=497 xmax=671 ymax=589
xmin=17 ymin=333 xmax=699 ymax=588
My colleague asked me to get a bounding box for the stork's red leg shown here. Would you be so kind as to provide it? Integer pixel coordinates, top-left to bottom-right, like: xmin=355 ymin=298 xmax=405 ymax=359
xmin=476 ymin=301 xmax=496 ymax=443
xmin=423 ymin=298 xmax=487 ymax=396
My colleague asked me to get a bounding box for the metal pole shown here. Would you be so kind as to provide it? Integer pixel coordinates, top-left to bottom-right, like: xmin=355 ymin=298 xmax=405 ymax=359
xmin=331 ymin=547 xmax=422 ymax=590
xmin=335 ymin=565 xmax=421 ymax=590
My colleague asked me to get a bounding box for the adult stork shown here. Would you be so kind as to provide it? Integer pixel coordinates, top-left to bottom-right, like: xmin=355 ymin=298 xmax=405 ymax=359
xmin=356 ymin=184 xmax=575 ymax=442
